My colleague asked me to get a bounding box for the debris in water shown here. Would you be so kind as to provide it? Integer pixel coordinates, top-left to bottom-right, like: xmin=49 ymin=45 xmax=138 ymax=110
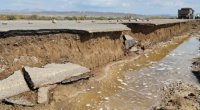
xmin=157 ymin=67 xmax=166 ymax=71
xmin=150 ymin=66 xmax=156 ymax=69
xmin=143 ymin=83 xmax=147 ymax=86
xmin=118 ymin=86 xmax=125 ymax=90
xmin=147 ymin=93 xmax=152 ymax=96
xmin=159 ymin=63 xmax=164 ymax=66
xmin=167 ymin=67 xmax=173 ymax=70
xmin=117 ymin=79 xmax=123 ymax=82
xmin=104 ymin=97 xmax=109 ymax=100
xmin=86 ymin=104 xmax=91 ymax=107
xmin=97 ymin=91 xmax=102 ymax=94
xmin=121 ymin=82 xmax=128 ymax=86
xmin=136 ymin=64 xmax=141 ymax=67
xmin=117 ymin=79 xmax=127 ymax=86
xmin=146 ymin=74 xmax=151 ymax=76
xmin=147 ymin=96 xmax=153 ymax=99
xmin=170 ymin=53 xmax=176 ymax=56
xmin=176 ymin=53 xmax=183 ymax=56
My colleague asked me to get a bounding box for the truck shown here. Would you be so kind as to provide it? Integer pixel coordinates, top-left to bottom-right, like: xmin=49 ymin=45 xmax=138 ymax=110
xmin=178 ymin=8 xmax=194 ymax=19
xmin=195 ymin=13 xmax=200 ymax=19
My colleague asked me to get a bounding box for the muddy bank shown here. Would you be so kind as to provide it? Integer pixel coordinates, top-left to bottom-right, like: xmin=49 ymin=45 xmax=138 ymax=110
xmin=192 ymin=58 xmax=200 ymax=74
xmin=154 ymin=82 xmax=200 ymax=110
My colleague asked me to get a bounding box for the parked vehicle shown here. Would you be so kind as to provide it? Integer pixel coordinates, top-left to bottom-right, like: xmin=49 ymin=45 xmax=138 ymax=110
xmin=195 ymin=14 xmax=200 ymax=19
xmin=178 ymin=8 xmax=194 ymax=19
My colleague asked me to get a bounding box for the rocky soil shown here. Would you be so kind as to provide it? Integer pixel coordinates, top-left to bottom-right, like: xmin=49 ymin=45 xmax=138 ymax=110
xmin=192 ymin=58 xmax=200 ymax=73
xmin=154 ymin=82 xmax=200 ymax=110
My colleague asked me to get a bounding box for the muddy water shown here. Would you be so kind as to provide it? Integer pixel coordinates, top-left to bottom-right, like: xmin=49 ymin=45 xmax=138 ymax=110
xmin=98 ymin=37 xmax=200 ymax=110
xmin=55 ymin=35 xmax=199 ymax=110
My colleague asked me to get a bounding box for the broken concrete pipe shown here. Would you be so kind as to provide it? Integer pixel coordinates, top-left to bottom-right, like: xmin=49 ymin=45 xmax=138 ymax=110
xmin=0 ymin=63 xmax=91 ymax=101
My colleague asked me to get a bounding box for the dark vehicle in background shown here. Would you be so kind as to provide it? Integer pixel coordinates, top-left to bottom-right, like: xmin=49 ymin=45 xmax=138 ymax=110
xmin=195 ymin=14 xmax=200 ymax=19
xmin=178 ymin=8 xmax=194 ymax=19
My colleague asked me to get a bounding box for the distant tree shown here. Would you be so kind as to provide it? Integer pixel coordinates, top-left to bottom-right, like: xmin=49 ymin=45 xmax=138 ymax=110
xmin=29 ymin=15 xmax=38 ymax=20
xmin=7 ymin=15 xmax=17 ymax=20
xmin=97 ymin=16 xmax=107 ymax=20
xmin=108 ymin=17 xmax=115 ymax=20
xmin=123 ymin=16 xmax=132 ymax=20
xmin=79 ymin=16 xmax=87 ymax=20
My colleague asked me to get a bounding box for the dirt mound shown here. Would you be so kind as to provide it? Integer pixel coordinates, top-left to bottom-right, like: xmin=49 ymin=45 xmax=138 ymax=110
xmin=154 ymin=82 xmax=200 ymax=110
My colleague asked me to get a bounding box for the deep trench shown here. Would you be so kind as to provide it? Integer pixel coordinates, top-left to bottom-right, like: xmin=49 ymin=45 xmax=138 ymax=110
xmin=0 ymin=21 xmax=200 ymax=110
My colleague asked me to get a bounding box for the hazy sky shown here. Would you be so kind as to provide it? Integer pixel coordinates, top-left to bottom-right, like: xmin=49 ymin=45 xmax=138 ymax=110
xmin=0 ymin=0 xmax=200 ymax=15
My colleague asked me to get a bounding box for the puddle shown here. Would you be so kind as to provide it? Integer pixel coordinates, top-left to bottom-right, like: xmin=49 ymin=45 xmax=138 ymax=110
xmin=98 ymin=37 xmax=200 ymax=110
xmin=54 ymin=35 xmax=199 ymax=110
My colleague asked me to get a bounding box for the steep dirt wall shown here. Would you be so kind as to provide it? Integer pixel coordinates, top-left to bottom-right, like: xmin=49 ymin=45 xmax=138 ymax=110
xmin=0 ymin=32 xmax=125 ymax=79
xmin=124 ymin=21 xmax=198 ymax=48
xmin=0 ymin=21 xmax=199 ymax=79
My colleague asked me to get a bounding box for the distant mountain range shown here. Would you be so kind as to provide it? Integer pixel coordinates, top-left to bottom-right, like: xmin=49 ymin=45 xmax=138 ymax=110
xmin=0 ymin=10 xmax=145 ymax=17
xmin=0 ymin=10 xmax=177 ymax=19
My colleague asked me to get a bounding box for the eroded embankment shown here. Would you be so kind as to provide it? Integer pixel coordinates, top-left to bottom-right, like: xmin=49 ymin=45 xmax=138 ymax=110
xmin=0 ymin=32 xmax=124 ymax=79
xmin=0 ymin=21 xmax=199 ymax=109
xmin=0 ymin=21 xmax=199 ymax=80
xmin=124 ymin=21 xmax=199 ymax=48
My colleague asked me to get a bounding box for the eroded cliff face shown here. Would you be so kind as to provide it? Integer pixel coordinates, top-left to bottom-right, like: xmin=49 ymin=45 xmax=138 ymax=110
xmin=0 ymin=32 xmax=125 ymax=79
xmin=0 ymin=21 xmax=199 ymax=79
xmin=124 ymin=21 xmax=199 ymax=48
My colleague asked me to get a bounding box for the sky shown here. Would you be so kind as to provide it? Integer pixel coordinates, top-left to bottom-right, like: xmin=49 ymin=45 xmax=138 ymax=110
xmin=0 ymin=0 xmax=200 ymax=15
